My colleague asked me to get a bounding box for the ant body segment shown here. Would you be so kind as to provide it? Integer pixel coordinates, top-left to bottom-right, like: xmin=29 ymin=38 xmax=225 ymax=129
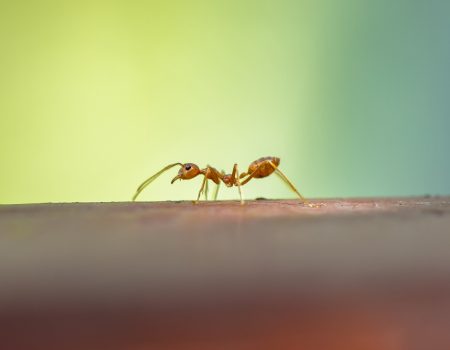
xmin=132 ymin=156 xmax=307 ymax=205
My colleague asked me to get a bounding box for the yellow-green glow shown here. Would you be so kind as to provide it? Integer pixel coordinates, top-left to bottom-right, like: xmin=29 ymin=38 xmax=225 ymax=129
xmin=1 ymin=1 xmax=449 ymax=204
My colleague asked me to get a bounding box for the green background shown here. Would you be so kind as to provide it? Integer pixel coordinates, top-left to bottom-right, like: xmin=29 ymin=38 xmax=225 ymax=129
xmin=1 ymin=0 xmax=449 ymax=204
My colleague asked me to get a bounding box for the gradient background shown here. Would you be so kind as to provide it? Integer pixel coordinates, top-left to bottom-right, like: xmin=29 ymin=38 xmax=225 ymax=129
xmin=1 ymin=0 xmax=449 ymax=204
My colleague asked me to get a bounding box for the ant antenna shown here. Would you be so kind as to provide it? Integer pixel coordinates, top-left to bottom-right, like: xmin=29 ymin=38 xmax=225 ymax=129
xmin=132 ymin=163 xmax=182 ymax=201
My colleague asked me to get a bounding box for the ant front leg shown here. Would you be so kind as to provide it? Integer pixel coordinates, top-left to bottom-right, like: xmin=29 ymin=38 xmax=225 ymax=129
xmin=194 ymin=176 xmax=208 ymax=204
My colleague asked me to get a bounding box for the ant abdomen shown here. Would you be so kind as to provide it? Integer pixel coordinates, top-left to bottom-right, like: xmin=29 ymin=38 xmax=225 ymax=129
xmin=246 ymin=156 xmax=280 ymax=179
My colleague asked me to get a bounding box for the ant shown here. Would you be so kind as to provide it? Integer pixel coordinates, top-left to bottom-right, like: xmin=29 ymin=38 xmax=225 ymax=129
xmin=132 ymin=156 xmax=307 ymax=205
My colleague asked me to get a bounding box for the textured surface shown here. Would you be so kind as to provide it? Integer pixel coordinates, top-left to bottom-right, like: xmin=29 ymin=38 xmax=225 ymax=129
xmin=1 ymin=197 xmax=450 ymax=349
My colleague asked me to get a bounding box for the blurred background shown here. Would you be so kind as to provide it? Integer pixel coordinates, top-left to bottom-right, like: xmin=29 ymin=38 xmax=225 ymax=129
xmin=0 ymin=0 xmax=449 ymax=204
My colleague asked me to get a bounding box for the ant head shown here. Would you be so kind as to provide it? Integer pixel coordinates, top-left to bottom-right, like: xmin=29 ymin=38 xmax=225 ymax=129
xmin=171 ymin=163 xmax=201 ymax=183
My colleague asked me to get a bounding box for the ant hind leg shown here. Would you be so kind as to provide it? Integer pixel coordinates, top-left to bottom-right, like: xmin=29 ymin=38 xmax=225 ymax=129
xmin=268 ymin=161 xmax=314 ymax=206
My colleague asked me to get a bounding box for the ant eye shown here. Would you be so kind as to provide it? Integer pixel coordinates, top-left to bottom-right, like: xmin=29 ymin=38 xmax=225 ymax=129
xmin=185 ymin=165 xmax=192 ymax=171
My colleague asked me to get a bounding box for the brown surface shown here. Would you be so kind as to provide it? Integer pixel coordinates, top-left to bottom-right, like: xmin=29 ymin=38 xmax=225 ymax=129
xmin=1 ymin=197 xmax=450 ymax=349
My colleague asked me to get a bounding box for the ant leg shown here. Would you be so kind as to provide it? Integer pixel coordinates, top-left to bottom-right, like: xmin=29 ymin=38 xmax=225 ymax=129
xmin=228 ymin=164 xmax=245 ymax=204
xmin=268 ymin=161 xmax=309 ymax=204
xmin=213 ymin=181 xmax=220 ymax=200
xmin=213 ymin=169 xmax=226 ymax=201
xmin=132 ymin=163 xmax=182 ymax=201
xmin=233 ymin=164 xmax=244 ymax=205
xmin=195 ymin=176 xmax=208 ymax=203
xmin=204 ymin=178 xmax=209 ymax=200
xmin=239 ymin=165 xmax=262 ymax=186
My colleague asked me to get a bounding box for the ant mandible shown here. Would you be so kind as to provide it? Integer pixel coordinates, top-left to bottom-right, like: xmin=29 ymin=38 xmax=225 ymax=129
xmin=132 ymin=156 xmax=307 ymax=205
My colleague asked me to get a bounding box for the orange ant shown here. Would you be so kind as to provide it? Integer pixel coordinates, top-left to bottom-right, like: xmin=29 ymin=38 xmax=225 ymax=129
xmin=132 ymin=156 xmax=307 ymax=205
